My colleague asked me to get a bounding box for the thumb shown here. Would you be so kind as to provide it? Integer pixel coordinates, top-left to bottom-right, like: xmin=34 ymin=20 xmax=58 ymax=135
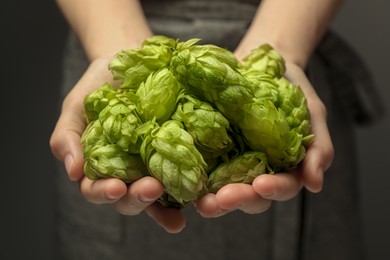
xmin=50 ymin=100 xmax=86 ymax=181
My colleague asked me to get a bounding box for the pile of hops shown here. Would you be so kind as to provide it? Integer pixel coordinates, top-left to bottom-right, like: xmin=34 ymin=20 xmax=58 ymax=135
xmin=81 ymin=36 xmax=314 ymax=208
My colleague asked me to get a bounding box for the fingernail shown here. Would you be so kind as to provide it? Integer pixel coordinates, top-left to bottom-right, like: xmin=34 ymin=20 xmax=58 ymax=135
xmin=260 ymin=192 xmax=274 ymax=198
xmin=316 ymin=168 xmax=324 ymax=191
xmin=105 ymin=192 xmax=120 ymax=200
xmin=138 ymin=195 xmax=156 ymax=204
xmin=64 ymin=154 xmax=73 ymax=176
xmin=253 ymin=177 xmax=274 ymax=197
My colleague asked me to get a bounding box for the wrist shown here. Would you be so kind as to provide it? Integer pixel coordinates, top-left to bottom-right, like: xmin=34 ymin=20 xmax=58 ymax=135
xmin=85 ymin=31 xmax=153 ymax=61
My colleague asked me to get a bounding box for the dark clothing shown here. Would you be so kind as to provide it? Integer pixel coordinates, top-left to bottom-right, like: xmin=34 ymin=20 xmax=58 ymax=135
xmin=54 ymin=0 xmax=372 ymax=259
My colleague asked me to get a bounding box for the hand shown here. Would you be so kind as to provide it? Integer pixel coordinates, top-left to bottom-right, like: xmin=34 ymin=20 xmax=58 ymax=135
xmin=49 ymin=57 xmax=186 ymax=233
xmin=195 ymin=62 xmax=334 ymax=217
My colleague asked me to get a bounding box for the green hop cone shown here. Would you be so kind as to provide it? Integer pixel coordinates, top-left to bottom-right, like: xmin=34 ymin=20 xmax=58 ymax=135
xmin=171 ymin=39 xmax=255 ymax=124
xmin=140 ymin=120 xmax=208 ymax=207
xmin=142 ymin=35 xmax=178 ymax=49
xmin=246 ymin=74 xmax=279 ymax=104
xmin=207 ymin=151 xmax=272 ymax=193
xmin=98 ymin=93 xmax=143 ymax=154
xmin=83 ymin=83 xmax=118 ymax=124
xmin=136 ymin=68 xmax=183 ymax=124
xmin=171 ymin=94 xmax=233 ymax=153
xmin=238 ymin=100 xmax=306 ymax=171
xmin=170 ymin=40 xmax=249 ymax=104
xmin=175 ymin=38 xmax=239 ymax=69
xmin=238 ymin=48 xmax=314 ymax=170
xmin=275 ymin=77 xmax=314 ymax=142
xmin=109 ymin=36 xmax=175 ymax=90
xmin=84 ymin=143 xmax=148 ymax=183
xmin=241 ymin=43 xmax=286 ymax=78
xmin=81 ymin=119 xmax=148 ymax=182
xmin=81 ymin=119 xmax=109 ymax=158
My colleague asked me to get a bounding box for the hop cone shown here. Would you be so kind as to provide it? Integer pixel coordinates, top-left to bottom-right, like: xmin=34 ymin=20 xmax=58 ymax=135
xmin=207 ymin=151 xmax=272 ymax=193
xmin=136 ymin=68 xmax=183 ymax=124
xmin=83 ymin=83 xmax=118 ymax=123
xmin=81 ymin=119 xmax=109 ymax=158
xmin=275 ymin=77 xmax=314 ymax=143
xmin=171 ymin=40 xmax=254 ymax=123
xmin=238 ymin=47 xmax=314 ymax=170
xmin=246 ymin=74 xmax=279 ymax=104
xmin=109 ymin=35 xmax=176 ymax=90
xmin=170 ymin=39 xmax=250 ymax=103
xmin=241 ymin=43 xmax=286 ymax=78
xmin=143 ymin=35 xmax=177 ymax=49
xmin=84 ymin=143 xmax=148 ymax=183
xmin=98 ymin=93 xmax=143 ymax=154
xmin=171 ymin=94 xmax=233 ymax=153
xmin=140 ymin=120 xmax=208 ymax=207
xmin=238 ymin=100 xmax=306 ymax=171
xmin=81 ymin=120 xmax=148 ymax=182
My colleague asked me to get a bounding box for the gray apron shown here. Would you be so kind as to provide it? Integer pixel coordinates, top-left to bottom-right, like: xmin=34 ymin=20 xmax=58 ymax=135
xmin=54 ymin=0 xmax=374 ymax=259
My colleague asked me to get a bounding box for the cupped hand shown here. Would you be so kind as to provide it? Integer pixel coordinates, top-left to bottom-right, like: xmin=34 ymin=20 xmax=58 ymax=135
xmin=49 ymin=57 xmax=185 ymax=233
xmin=195 ymin=62 xmax=334 ymax=217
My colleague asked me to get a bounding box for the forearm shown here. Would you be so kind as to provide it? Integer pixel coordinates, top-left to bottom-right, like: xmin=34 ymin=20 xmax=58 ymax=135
xmin=56 ymin=0 xmax=153 ymax=61
xmin=236 ymin=0 xmax=344 ymax=67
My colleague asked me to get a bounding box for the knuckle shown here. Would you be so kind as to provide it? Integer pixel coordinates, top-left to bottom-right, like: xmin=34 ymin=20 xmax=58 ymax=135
xmin=49 ymin=131 xmax=63 ymax=158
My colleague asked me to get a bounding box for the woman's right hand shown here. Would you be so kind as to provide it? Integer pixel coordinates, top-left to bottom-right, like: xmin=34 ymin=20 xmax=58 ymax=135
xmin=49 ymin=57 xmax=186 ymax=233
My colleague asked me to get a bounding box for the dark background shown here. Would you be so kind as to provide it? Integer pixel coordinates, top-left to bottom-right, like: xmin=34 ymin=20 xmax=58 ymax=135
xmin=1 ymin=0 xmax=389 ymax=259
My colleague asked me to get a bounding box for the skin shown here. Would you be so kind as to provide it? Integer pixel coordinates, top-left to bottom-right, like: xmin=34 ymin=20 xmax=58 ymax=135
xmin=50 ymin=0 xmax=338 ymax=233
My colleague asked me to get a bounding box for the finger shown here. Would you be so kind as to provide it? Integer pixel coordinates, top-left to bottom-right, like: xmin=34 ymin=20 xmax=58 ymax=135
xmin=50 ymin=114 xmax=86 ymax=181
xmin=302 ymin=99 xmax=334 ymax=192
xmin=215 ymin=184 xmax=272 ymax=214
xmin=194 ymin=193 xmax=229 ymax=218
xmin=252 ymin=171 xmax=302 ymax=201
xmin=113 ymin=176 xmax=164 ymax=216
xmin=145 ymin=203 xmax=186 ymax=233
xmin=80 ymin=177 xmax=128 ymax=204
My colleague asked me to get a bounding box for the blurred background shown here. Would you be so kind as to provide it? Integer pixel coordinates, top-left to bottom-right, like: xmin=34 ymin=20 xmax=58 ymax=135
xmin=0 ymin=0 xmax=388 ymax=259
